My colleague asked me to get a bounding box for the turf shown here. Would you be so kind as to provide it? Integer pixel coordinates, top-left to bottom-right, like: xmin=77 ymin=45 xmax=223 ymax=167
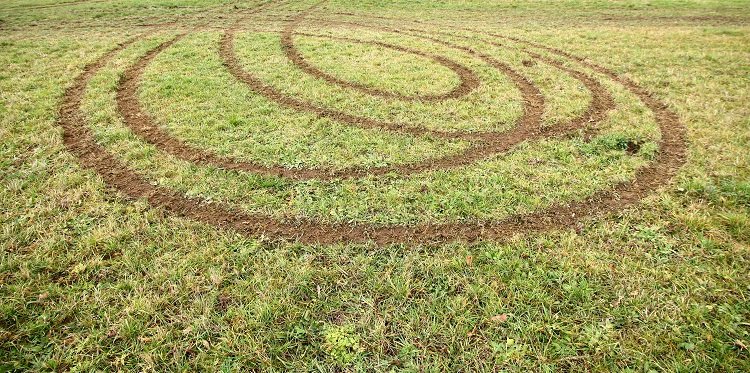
xmin=1 ymin=0 xmax=749 ymax=371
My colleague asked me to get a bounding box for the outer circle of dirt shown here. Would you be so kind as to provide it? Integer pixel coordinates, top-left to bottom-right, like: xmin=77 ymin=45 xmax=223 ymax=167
xmin=58 ymin=5 xmax=686 ymax=246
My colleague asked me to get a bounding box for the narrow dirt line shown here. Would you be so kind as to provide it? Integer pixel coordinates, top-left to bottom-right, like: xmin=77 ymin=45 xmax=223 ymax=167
xmin=305 ymin=18 xmax=615 ymax=141
xmin=280 ymin=7 xmax=479 ymax=102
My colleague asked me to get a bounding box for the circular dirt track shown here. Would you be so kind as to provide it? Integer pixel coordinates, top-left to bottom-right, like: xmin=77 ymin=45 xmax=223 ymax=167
xmin=58 ymin=1 xmax=687 ymax=246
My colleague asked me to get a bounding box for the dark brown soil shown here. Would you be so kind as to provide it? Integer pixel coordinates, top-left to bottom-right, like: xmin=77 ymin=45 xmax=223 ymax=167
xmin=280 ymin=8 xmax=479 ymax=102
xmin=625 ymin=140 xmax=642 ymax=155
xmin=57 ymin=1 xmax=686 ymax=246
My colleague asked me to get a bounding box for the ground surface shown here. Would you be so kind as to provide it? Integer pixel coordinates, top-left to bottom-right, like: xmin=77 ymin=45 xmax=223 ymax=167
xmin=1 ymin=0 xmax=749 ymax=371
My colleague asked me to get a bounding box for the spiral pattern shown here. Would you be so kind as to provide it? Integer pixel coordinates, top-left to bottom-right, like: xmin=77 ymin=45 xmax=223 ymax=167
xmin=57 ymin=1 xmax=687 ymax=245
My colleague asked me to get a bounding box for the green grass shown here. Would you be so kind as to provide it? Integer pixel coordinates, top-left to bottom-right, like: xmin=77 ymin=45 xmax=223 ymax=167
xmin=1 ymin=0 xmax=749 ymax=371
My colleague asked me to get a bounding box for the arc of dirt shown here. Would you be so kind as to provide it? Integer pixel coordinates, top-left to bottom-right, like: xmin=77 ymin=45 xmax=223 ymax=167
xmin=280 ymin=8 xmax=479 ymax=102
xmin=115 ymin=14 xmax=615 ymax=181
xmin=313 ymin=19 xmax=617 ymax=138
xmin=322 ymin=14 xmax=687 ymax=173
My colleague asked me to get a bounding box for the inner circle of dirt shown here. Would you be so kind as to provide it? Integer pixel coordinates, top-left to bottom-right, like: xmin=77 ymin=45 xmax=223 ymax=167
xmin=280 ymin=19 xmax=480 ymax=102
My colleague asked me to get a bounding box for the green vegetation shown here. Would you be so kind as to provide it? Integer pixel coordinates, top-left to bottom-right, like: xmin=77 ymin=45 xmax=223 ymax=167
xmin=1 ymin=0 xmax=749 ymax=371
xmin=322 ymin=324 xmax=364 ymax=366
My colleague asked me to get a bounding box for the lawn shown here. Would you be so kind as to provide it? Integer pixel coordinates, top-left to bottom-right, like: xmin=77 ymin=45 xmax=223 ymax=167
xmin=1 ymin=0 xmax=749 ymax=370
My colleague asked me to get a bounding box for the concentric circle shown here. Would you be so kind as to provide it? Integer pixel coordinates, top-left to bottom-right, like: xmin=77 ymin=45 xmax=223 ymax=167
xmin=57 ymin=1 xmax=687 ymax=246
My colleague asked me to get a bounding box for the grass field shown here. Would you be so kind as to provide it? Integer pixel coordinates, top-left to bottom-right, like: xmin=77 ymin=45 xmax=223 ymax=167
xmin=1 ymin=0 xmax=749 ymax=370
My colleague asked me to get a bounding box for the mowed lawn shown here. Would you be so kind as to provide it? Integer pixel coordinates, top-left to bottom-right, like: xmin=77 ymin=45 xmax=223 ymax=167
xmin=1 ymin=0 xmax=749 ymax=370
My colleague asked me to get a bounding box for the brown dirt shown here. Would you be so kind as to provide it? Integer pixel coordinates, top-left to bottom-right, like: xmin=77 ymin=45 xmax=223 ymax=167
xmin=57 ymin=1 xmax=686 ymax=246
xmin=280 ymin=8 xmax=479 ymax=102
xmin=625 ymin=140 xmax=642 ymax=155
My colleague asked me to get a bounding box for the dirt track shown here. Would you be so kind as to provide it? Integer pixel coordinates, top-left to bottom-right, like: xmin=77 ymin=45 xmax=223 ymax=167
xmin=57 ymin=0 xmax=687 ymax=245
xmin=279 ymin=6 xmax=479 ymax=102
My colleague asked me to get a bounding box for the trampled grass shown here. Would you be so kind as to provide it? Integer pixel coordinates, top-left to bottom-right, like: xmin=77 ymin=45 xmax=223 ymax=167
xmin=1 ymin=0 xmax=749 ymax=371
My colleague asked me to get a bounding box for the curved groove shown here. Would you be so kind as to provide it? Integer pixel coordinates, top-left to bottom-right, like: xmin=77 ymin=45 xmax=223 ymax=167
xmin=281 ymin=17 xmax=479 ymax=101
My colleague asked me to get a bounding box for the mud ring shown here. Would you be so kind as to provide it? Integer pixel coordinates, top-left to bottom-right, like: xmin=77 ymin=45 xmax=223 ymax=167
xmin=57 ymin=2 xmax=687 ymax=246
